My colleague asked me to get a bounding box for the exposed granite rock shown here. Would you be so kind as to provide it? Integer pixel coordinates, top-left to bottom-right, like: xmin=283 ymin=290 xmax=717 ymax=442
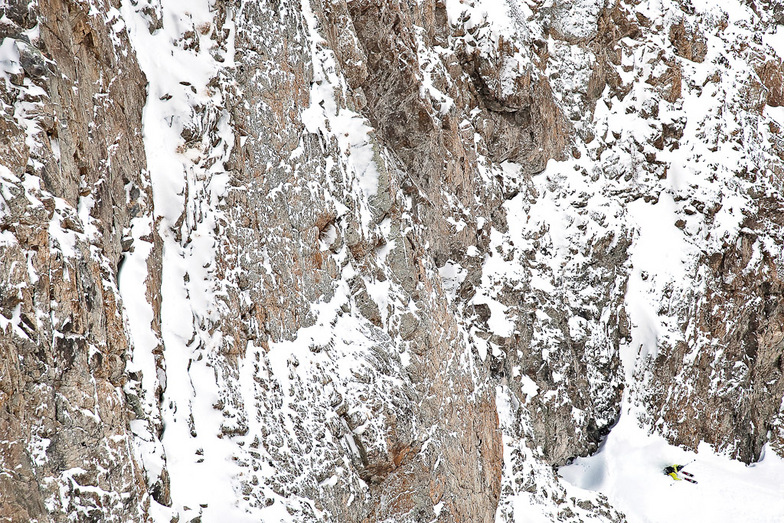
xmin=646 ymin=207 xmax=784 ymax=462
xmin=538 ymin=0 xmax=784 ymax=467
xmin=668 ymin=19 xmax=708 ymax=63
xmin=210 ymin=0 xmax=514 ymax=519
xmin=756 ymin=59 xmax=784 ymax=108
xmin=0 ymin=0 xmax=153 ymax=520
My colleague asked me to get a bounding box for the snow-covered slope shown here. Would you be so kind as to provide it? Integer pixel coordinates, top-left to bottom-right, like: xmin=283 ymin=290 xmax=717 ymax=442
xmin=561 ymin=414 xmax=784 ymax=523
xmin=1 ymin=0 xmax=783 ymax=521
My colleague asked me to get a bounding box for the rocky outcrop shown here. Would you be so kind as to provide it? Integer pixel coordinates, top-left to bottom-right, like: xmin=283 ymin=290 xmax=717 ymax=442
xmin=214 ymin=1 xmax=515 ymax=519
xmin=756 ymin=59 xmax=784 ymax=108
xmin=0 ymin=0 xmax=151 ymax=521
xmin=536 ymin=0 xmax=784 ymax=465
xmin=647 ymin=207 xmax=784 ymax=462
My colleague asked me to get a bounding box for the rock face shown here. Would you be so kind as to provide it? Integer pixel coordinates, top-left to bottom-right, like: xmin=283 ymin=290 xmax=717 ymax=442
xmin=1 ymin=0 xmax=783 ymax=522
xmin=0 ymin=0 xmax=150 ymax=521
xmin=647 ymin=226 xmax=784 ymax=462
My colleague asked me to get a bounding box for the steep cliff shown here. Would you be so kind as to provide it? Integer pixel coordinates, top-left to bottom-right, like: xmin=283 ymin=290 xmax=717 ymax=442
xmin=0 ymin=0 xmax=152 ymax=520
xmin=1 ymin=0 xmax=783 ymax=522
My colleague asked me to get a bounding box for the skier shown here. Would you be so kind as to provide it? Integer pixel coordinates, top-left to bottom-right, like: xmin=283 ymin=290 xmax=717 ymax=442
xmin=663 ymin=464 xmax=697 ymax=483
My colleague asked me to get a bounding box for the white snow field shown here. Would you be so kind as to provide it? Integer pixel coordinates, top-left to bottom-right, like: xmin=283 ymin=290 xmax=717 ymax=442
xmin=560 ymin=411 xmax=784 ymax=523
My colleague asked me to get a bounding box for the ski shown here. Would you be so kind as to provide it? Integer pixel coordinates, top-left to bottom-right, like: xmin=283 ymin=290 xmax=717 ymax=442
xmin=680 ymin=469 xmax=696 ymax=483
